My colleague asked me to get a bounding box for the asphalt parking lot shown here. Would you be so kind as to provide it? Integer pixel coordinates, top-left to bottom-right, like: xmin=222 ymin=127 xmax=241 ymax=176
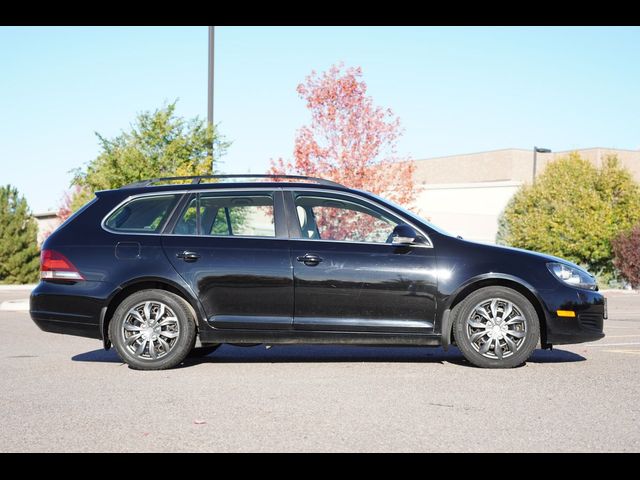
xmin=1 ymin=289 xmax=639 ymax=452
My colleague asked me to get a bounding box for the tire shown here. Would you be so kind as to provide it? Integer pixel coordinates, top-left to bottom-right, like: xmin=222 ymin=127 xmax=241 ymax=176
xmin=452 ymin=286 xmax=540 ymax=368
xmin=189 ymin=344 xmax=221 ymax=357
xmin=109 ymin=289 xmax=197 ymax=370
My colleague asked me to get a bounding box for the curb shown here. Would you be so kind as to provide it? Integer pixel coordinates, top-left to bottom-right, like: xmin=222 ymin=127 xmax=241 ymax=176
xmin=0 ymin=299 xmax=29 ymax=312
xmin=600 ymin=289 xmax=638 ymax=295
xmin=0 ymin=284 xmax=36 ymax=291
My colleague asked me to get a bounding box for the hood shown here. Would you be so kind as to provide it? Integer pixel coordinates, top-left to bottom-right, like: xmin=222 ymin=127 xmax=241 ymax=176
xmin=458 ymin=238 xmax=589 ymax=272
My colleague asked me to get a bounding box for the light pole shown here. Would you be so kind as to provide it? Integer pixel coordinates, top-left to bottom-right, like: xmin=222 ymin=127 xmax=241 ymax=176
xmin=533 ymin=146 xmax=551 ymax=183
xmin=208 ymin=26 xmax=215 ymax=172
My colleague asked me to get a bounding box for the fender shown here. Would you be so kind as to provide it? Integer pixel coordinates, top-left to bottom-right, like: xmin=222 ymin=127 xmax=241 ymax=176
xmin=101 ymin=275 xmax=209 ymax=346
xmin=438 ymin=272 xmax=551 ymax=339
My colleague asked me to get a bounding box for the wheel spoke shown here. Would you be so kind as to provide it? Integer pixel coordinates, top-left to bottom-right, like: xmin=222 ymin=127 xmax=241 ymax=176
xmin=126 ymin=333 xmax=143 ymax=345
xmin=490 ymin=299 xmax=498 ymax=319
xmin=503 ymin=334 xmax=518 ymax=353
xmin=471 ymin=330 xmax=489 ymax=342
xmin=130 ymin=311 xmax=145 ymax=325
xmin=148 ymin=339 xmax=157 ymax=359
xmin=504 ymin=315 xmax=525 ymax=326
xmin=123 ymin=323 xmax=142 ymax=332
xmin=505 ymin=329 xmax=526 ymax=339
xmin=159 ymin=330 xmax=179 ymax=339
xmin=158 ymin=337 xmax=171 ymax=353
xmin=468 ymin=320 xmax=486 ymax=329
xmin=476 ymin=307 xmax=491 ymax=321
xmin=155 ymin=304 xmax=165 ymax=321
xmin=501 ymin=302 xmax=513 ymax=320
xmin=143 ymin=302 xmax=152 ymax=322
xmin=494 ymin=339 xmax=503 ymax=359
xmin=157 ymin=317 xmax=178 ymax=327
xmin=479 ymin=337 xmax=493 ymax=354
xmin=135 ymin=339 xmax=148 ymax=356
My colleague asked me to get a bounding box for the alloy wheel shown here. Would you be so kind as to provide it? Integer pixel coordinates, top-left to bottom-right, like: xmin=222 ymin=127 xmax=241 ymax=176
xmin=466 ymin=298 xmax=527 ymax=359
xmin=121 ymin=301 xmax=180 ymax=360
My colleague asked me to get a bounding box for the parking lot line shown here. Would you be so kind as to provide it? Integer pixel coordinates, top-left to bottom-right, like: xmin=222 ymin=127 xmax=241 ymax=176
xmin=586 ymin=341 xmax=640 ymax=348
xmin=602 ymin=349 xmax=640 ymax=355
xmin=601 ymin=334 xmax=640 ymax=338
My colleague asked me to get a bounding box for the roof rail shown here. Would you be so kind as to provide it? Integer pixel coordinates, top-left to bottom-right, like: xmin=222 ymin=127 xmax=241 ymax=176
xmin=121 ymin=174 xmax=344 ymax=189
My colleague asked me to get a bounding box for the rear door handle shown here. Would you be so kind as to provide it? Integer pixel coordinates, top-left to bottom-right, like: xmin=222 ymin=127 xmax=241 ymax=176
xmin=176 ymin=251 xmax=200 ymax=262
xmin=296 ymin=253 xmax=323 ymax=266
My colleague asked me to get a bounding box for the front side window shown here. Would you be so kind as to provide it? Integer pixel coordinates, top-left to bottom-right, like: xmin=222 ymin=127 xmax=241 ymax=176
xmin=294 ymin=194 xmax=400 ymax=244
xmin=173 ymin=193 xmax=275 ymax=237
xmin=105 ymin=195 xmax=179 ymax=233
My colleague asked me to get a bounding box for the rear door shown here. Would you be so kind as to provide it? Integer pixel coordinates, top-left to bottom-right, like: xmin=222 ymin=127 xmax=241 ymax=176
xmin=161 ymin=189 xmax=293 ymax=330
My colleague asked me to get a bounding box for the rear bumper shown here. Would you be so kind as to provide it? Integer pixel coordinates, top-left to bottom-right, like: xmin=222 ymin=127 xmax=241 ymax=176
xmin=30 ymin=280 xmax=112 ymax=340
xmin=542 ymin=288 xmax=606 ymax=345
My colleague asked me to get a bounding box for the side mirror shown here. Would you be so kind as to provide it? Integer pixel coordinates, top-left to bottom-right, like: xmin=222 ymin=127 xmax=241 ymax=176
xmin=391 ymin=224 xmax=423 ymax=246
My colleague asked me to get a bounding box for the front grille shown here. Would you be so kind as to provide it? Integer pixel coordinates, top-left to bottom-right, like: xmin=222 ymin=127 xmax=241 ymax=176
xmin=579 ymin=313 xmax=603 ymax=332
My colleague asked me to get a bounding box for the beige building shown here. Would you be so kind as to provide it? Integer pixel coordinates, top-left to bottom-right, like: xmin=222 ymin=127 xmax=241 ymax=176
xmin=33 ymin=211 xmax=62 ymax=246
xmin=412 ymin=148 xmax=640 ymax=244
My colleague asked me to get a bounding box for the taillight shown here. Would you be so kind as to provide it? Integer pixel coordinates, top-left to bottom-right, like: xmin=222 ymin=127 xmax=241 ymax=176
xmin=40 ymin=249 xmax=84 ymax=281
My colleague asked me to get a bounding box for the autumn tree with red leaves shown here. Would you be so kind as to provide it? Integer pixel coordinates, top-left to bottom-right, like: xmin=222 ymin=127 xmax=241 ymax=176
xmin=270 ymin=63 xmax=419 ymax=240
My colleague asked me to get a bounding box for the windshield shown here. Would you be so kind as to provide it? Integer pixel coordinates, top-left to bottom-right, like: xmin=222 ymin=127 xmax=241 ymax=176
xmin=364 ymin=191 xmax=454 ymax=237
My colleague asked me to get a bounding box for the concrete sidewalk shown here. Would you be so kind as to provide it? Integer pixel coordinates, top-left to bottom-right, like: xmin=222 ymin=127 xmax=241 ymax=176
xmin=0 ymin=284 xmax=36 ymax=290
xmin=0 ymin=285 xmax=34 ymax=311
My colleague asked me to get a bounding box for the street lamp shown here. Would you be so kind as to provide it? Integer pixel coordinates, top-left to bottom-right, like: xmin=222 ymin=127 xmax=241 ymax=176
xmin=533 ymin=146 xmax=551 ymax=183
xmin=208 ymin=26 xmax=215 ymax=172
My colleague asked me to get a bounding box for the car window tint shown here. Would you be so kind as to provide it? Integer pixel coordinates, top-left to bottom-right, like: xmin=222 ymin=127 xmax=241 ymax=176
xmin=105 ymin=195 xmax=179 ymax=233
xmin=173 ymin=193 xmax=275 ymax=237
xmin=295 ymin=194 xmax=399 ymax=243
xmin=173 ymin=198 xmax=198 ymax=235
xmin=202 ymin=195 xmax=275 ymax=237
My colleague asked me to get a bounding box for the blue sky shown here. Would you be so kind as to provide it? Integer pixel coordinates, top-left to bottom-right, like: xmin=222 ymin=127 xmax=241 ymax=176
xmin=1 ymin=26 xmax=639 ymax=212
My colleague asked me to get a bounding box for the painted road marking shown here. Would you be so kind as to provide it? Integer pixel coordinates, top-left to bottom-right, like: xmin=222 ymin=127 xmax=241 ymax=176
xmin=603 ymin=349 xmax=640 ymax=355
xmin=586 ymin=342 xmax=640 ymax=348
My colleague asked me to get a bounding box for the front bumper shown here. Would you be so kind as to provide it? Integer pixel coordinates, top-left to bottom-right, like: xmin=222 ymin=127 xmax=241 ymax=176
xmin=542 ymin=287 xmax=606 ymax=345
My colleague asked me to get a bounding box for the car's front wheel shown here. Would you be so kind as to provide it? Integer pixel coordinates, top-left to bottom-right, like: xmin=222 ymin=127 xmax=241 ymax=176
xmin=110 ymin=289 xmax=197 ymax=370
xmin=452 ymin=286 xmax=540 ymax=368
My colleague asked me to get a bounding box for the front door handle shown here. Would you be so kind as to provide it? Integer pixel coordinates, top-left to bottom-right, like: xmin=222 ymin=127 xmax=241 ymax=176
xmin=176 ymin=251 xmax=200 ymax=262
xmin=296 ymin=253 xmax=323 ymax=266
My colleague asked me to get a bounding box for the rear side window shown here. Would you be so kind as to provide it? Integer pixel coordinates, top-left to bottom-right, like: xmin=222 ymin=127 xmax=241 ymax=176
xmin=173 ymin=193 xmax=275 ymax=237
xmin=104 ymin=195 xmax=179 ymax=233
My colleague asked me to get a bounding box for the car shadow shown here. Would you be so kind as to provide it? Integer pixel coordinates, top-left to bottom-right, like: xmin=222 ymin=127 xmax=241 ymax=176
xmin=71 ymin=344 xmax=586 ymax=367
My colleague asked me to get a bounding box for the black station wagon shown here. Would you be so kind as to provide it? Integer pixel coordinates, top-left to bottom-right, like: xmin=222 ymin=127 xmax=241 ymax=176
xmin=30 ymin=174 xmax=606 ymax=370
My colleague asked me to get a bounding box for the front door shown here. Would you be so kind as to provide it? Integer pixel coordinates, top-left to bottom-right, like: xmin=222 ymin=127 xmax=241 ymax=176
xmin=161 ymin=190 xmax=293 ymax=330
xmin=288 ymin=191 xmax=437 ymax=333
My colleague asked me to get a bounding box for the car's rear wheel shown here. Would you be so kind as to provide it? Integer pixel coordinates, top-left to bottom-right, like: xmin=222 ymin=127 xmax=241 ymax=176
xmin=452 ymin=286 xmax=540 ymax=368
xmin=110 ymin=289 xmax=196 ymax=370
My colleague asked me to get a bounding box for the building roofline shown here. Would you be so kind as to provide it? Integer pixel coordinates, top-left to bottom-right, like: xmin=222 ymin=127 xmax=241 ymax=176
xmin=33 ymin=211 xmax=59 ymax=218
xmin=415 ymin=146 xmax=639 ymax=162
xmin=419 ymin=180 xmax=523 ymax=190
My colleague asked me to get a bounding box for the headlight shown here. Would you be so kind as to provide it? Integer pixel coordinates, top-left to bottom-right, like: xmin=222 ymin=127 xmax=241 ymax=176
xmin=547 ymin=262 xmax=597 ymax=291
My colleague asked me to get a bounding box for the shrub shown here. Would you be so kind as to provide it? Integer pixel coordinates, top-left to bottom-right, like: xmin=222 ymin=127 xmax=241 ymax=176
xmin=497 ymin=153 xmax=640 ymax=277
xmin=613 ymin=225 xmax=640 ymax=288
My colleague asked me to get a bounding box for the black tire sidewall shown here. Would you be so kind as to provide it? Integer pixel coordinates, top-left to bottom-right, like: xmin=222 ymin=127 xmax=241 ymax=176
xmin=109 ymin=289 xmax=196 ymax=370
xmin=453 ymin=286 xmax=540 ymax=368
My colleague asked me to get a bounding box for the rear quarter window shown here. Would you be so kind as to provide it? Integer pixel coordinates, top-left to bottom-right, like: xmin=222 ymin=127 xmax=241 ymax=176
xmin=104 ymin=195 xmax=180 ymax=233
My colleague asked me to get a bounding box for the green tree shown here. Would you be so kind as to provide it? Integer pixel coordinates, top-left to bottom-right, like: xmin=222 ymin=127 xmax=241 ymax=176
xmin=69 ymin=101 xmax=229 ymax=211
xmin=0 ymin=185 xmax=40 ymax=284
xmin=497 ymin=153 xmax=640 ymax=278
